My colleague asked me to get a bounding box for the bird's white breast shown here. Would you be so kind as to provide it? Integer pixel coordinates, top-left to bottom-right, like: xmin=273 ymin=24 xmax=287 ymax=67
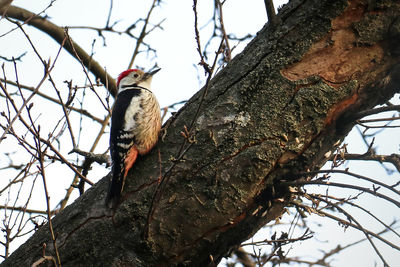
xmin=123 ymin=94 xmax=143 ymax=131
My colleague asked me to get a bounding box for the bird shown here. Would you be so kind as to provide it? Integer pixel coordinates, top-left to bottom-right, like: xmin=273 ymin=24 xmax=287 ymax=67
xmin=106 ymin=68 xmax=161 ymax=206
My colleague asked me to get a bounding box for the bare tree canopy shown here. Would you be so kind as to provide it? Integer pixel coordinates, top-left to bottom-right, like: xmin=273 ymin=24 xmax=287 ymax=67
xmin=0 ymin=0 xmax=399 ymax=266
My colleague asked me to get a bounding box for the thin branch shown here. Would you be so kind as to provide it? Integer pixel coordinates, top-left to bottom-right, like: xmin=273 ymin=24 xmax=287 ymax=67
xmin=311 ymin=195 xmax=392 ymax=266
xmin=0 ymin=205 xmax=50 ymax=215
xmin=306 ymin=192 xmax=400 ymax=239
xmin=193 ymin=0 xmax=211 ymax=75
xmin=69 ymin=148 xmax=109 ymax=165
xmin=295 ymin=169 xmax=400 ymax=197
xmin=215 ymin=0 xmax=231 ymax=62
xmin=241 ymin=229 xmax=312 ymax=247
xmin=63 ymin=29 xmax=110 ymax=113
xmin=0 ymin=52 xmax=26 ymax=62
xmin=358 ymin=116 xmax=400 ymax=123
xmin=353 ymin=105 xmax=400 ymax=119
xmin=0 ymin=64 xmax=51 ymax=143
xmin=40 ymin=139 xmax=94 ymax=186
xmin=330 ymin=152 xmax=400 ymax=173
xmin=27 ymin=107 xmax=61 ymax=266
xmin=127 ymin=0 xmax=160 ymax=69
xmin=57 ymin=112 xmax=111 ymax=209
xmin=0 ymin=78 xmax=104 ymax=123
xmin=0 ymin=82 xmax=94 ymax=186
xmin=282 ymin=180 xmax=400 ymax=208
xmin=105 ymin=0 xmax=113 ymax=29
xmin=264 ymin=0 xmax=280 ymax=27
xmin=2 ymin=5 xmax=117 ymax=96
xmin=292 ymin=201 xmax=400 ymax=251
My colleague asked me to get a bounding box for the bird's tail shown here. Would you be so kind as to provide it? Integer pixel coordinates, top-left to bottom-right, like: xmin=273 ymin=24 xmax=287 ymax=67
xmin=105 ymin=162 xmax=125 ymax=207
xmin=105 ymin=147 xmax=139 ymax=207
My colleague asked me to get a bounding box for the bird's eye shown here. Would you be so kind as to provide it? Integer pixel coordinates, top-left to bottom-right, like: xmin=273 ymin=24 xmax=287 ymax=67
xmin=133 ymin=73 xmax=139 ymax=78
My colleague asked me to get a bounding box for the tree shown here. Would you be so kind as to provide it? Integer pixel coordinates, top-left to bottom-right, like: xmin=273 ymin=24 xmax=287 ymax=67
xmin=0 ymin=0 xmax=399 ymax=266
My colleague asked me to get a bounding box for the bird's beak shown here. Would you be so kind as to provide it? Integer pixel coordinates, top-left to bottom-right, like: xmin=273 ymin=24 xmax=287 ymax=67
xmin=143 ymin=68 xmax=161 ymax=81
xmin=148 ymin=68 xmax=161 ymax=76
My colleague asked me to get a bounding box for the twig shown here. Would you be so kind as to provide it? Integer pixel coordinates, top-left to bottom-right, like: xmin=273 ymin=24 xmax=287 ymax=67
xmin=309 ymin=195 xmax=392 ymax=266
xmin=358 ymin=116 xmax=400 ymax=123
xmin=241 ymin=229 xmax=312 ymax=247
xmin=215 ymin=0 xmax=231 ymax=62
xmin=264 ymin=0 xmax=280 ymax=27
xmin=46 ymin=35 xmax=77 ymax=148
xmin=127 ymin=0 xmax=160 ymax=69
xmin=193 ymin=0 xmax=211 ymax=74
xmin=306 ymin=192 xmax=400 ymax=239
xmin=354 ymin=105 xmax=400 ymax=119
xmin=58 ymin=112 xmax=110 ymax=209
xmin=31 ymin=255 xmax=57 ymax=267
xmin=293 ymin=200 xmax=400 ymax=251
xmin=0 ymin=83 xmax=94 ymax=185
xmin=0 ymin=63 xmax=51 ymax=143
xmin=69 ymin=148 xmax=109 ymax=165
xmin=160 ymin=100 xmax=187 ymax=122
xmin=0 ymin=52 xmax=26 ymax=62
xmin=0 ymin=0 xmax=56 ymax=36
xmin=0 ymin=78 xmax=104 ymax=123
xmin=42 ymin=139 xmax=94 ymax=186
xmin=64 ymin=29 xmax=110 ymax=113
xmin=0 ymin=205 xmax=51 ymax=215
xmin=27 ymin=107 xmax=61 ymax=266
xmin=105 ymin=0 xmax=113 ymax=29
xmin=283 ymin=179 xmax=400 ymax=208
xmin=330 ymin=152 xmax=400 ymax=173
xmin=0 ymin=17 xmax=64 ymax=142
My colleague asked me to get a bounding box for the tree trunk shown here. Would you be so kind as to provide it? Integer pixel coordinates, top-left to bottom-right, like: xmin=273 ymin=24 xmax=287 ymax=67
xmin=3 ymin=0 xmax=399 ymax=266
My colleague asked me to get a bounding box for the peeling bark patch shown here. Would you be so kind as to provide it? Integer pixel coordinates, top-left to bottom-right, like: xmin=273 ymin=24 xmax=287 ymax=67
xmin=281 ymin=0 xmax=384 ymax=87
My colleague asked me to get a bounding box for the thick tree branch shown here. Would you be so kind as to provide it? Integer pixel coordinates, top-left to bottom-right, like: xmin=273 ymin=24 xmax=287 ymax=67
xmin=2 ymin=0 xmax=400 ymax=266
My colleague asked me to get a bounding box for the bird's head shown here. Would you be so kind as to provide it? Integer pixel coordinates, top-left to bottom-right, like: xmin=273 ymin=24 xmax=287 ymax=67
xmin=116 ymin=68 xmax=160 ymax=94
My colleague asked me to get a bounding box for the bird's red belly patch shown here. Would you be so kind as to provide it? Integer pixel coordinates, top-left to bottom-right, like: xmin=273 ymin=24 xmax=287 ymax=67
xmin=124 ymin=146 xmax=139 ymax=178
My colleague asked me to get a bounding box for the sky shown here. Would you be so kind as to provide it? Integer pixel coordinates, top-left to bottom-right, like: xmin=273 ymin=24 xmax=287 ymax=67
xmin=0 ymin=0 xmax=399 ymax=266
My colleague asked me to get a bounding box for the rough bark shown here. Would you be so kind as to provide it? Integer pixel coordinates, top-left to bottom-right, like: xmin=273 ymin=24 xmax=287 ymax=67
xmin=3 ymin=0 xmax=400 ymax=266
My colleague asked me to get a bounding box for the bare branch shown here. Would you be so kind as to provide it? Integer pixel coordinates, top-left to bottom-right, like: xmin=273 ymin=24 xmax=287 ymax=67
xmin=0 ymin=52 xmax=26 ymax=62
xmin=69 ymin=148 xmax=109 ymax=165
xmin=0 ymin=78 xmax=104 ymax=123
xmin=1 ymin=5 xmax=117 ymax=96
xmin=0 ymin=205 xmax=51 ymax=215
xmin=127 ymin=0 xmax=161 ymax=69
xmin=331 ymin=152 xmax=400 ymax=173
xmin=354 ymin=104 xmax=400 ymax=118
xmin=26 ymin=102 xmax=61 ymax=266
xmin=215 ymin=0 xmax=231 ymax=62
xmin=283 ymin=179 xmax=400 ymax=208
xmin=264 ymin=0 xmax=280 ymax=27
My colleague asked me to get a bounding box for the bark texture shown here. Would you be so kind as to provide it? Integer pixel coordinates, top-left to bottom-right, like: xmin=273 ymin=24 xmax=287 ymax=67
xmin=3 ymin=0 xmax=400 ymax=266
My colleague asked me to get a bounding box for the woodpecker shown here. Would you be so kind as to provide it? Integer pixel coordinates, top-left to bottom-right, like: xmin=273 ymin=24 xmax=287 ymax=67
xmin=106 ymin=68 xmax=161 ymax=206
